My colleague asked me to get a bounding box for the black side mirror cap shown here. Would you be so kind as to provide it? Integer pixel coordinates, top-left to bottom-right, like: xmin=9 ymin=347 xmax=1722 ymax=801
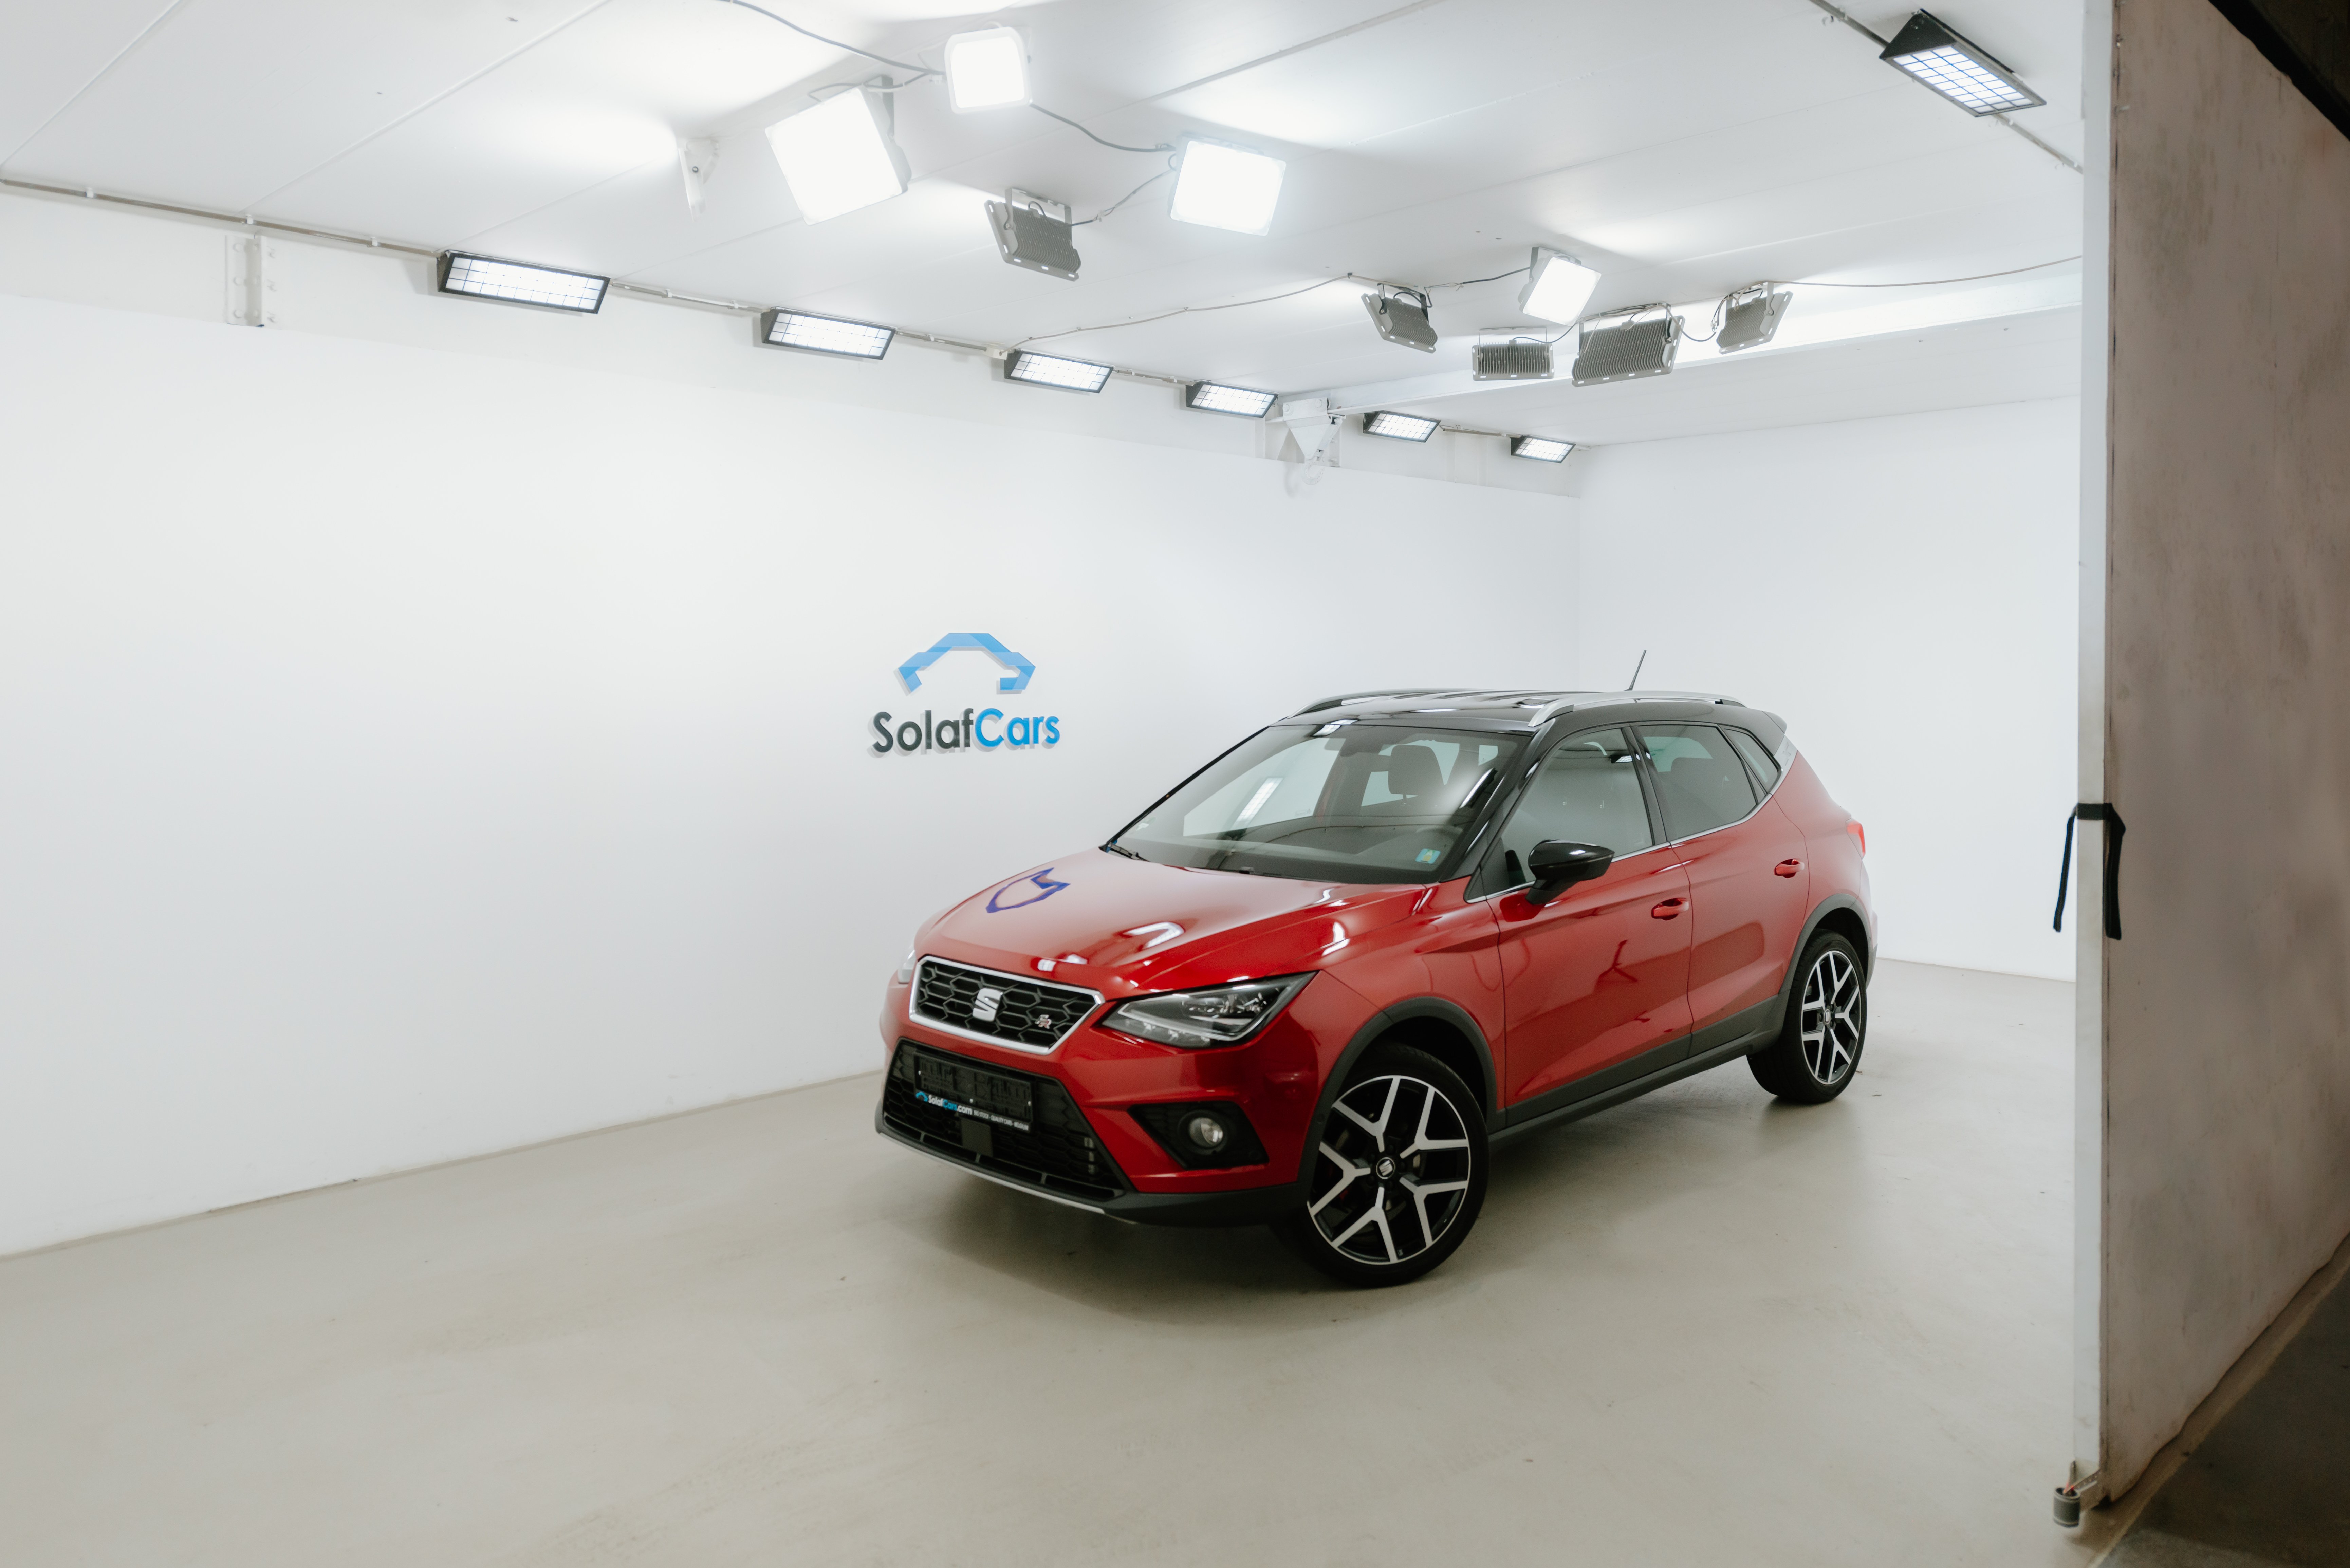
xmin=1523 ymin=840 xmax=1614 ymax=906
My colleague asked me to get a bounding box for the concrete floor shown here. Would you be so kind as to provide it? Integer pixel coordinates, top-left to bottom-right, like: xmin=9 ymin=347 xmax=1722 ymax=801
xmin=0 ymin=960 xmax=2117 ymax=1567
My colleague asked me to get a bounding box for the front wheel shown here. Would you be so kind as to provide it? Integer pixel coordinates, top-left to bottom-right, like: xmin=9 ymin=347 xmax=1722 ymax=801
xmin=1748 ymin=931 xmax=1867 ymax=1103
xmin=1275 ymin=1043 xmax=1488 ymax=1287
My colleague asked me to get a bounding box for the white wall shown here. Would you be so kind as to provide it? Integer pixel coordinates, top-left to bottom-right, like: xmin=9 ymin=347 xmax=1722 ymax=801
xmin=1576 ymin=400 xmax=2081 ymax=980
xmin=0 ymin=288 xmax=1579 ymax=1256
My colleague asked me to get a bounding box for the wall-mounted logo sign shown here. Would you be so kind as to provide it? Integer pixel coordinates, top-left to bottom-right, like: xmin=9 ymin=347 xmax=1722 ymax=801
xmin=872 ymin=632 xmax=1062 ymax=756
xmin=898 ymin=632 xmax=1035 ymax=693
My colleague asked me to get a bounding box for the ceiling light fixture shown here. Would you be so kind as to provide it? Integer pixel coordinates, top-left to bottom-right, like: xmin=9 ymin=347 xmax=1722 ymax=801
xmin=1517 ymin=247 xmax=1601 ymax=326
xmin=987 ymin=189 xmax=1080 ymax=280
xmin=1471 ymin=338 xmax=1554 ymax=381
xmin=943 ymin=26 xmax=1031 ymax=112
xmin=1510 ymin=436 xmax=1574 ymax=463
xmin=1185 ymin=382 xmax=1278 ymax=418
xmin=764 ymin=87 xmax=911 ymax=224
xmin=1363 ymin=411 xmax=1439 ymax=442
xmin=1363 ymin=290 xmax=1438 ymax=352
xmin=436 ymin=251 xmax=608 ymax=313
xmin=1880 ymin=11 xmax=2045 ymax=115
xmin=1004 ymin=349 xmax=1114 ymax=393
xmin=1572 ymin=306 xmax=1682 ymax=386
xmin=1168 ymin=137 xmax=1286 ymax=235
xmin=1713 ymin=283 xmax=1793 ymax=353
xmin=757 ymin=309 xmax=894 ymax=359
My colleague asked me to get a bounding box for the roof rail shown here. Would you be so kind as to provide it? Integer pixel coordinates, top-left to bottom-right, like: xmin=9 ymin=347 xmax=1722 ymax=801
xmin=1293 ymin=687 xmax=1464 ymax=715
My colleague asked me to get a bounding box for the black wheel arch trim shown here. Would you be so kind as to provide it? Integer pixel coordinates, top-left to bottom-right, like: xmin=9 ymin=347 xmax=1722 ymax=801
xmin=1288 ymin=995 xmax=1499 ymax=1187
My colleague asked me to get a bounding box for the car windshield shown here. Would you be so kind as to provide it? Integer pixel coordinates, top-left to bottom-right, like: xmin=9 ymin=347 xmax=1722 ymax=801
xmin=1111 ymin=723 xmax=1525 ymax=883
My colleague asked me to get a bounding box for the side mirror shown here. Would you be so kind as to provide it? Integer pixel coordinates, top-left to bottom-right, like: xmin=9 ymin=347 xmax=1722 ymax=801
xmin=1524 ymin=840 xmax=1613 ymax=907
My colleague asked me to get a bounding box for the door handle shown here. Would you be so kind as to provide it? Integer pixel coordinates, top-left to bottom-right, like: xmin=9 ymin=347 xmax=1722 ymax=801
xmin=1650 ymin=898 xmax=1686 ymax=919
xmin=1774 ymin=859 xmax=1802 ymax=877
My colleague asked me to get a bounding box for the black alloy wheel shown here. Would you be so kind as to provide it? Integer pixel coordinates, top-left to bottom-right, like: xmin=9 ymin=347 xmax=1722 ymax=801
xmin=1276 ymin=1043 xmax=1487 ymax=1287
xmin=1749 ymin=931 xmax=1868 ymax=1103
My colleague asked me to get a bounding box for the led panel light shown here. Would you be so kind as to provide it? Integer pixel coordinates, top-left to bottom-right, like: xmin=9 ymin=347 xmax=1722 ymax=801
xmin=1472 ymin=340 xmax=1553 ymax=381
xmin=1714 ymin=284 xmax=1792 ymax=353
xmin=1004 ymin=349 xmax=1114 ymax=393
xmin=1363 ymin=292 xmax=1438 ymax=353
xmin=1510 ymin=436 xmax=1574 ymax=463
xmin=987 ymin=190 xmax=1079 ymax=280
xmin=1880 ymin=11 xmax=2045 ymax=115
xmin=1572 ymin=309 xmax=1681 ymax=386
xmin=437 ymin=251 xmax=608 ymax=313
xmin=757 ymin=309 xmax=894 ymax=360
xmin=1517 ymin=246 xmax=1600 ymax=326
xmin=764 ymin=88 xmax=911 ymax=224
xmin=943 ymin=26 xmax=1030 ymax=112
xmin=1185 ymin=382 xmax=1278 ymax=418
xmin=1363 ymin=411 xmax=1438 ymax=442
xmin=1168 ymin=137 xmax=1286 ymax=235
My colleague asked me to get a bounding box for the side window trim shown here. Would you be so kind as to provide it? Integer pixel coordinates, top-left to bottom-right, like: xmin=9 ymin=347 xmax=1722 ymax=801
xmin=1629 ymin=722 xmax=1764 ymax=846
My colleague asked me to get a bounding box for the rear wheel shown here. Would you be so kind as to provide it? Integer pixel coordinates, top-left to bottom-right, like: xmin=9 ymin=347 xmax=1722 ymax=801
xmin=1275 ymin=1043 xmax=1487 ymax=1287
xmin=1748 ymin=932 xmax=1867 ymax=1103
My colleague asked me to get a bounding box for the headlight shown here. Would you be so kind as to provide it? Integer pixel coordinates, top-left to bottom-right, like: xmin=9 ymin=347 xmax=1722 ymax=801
xmin=1102 ymin=974 xmax=1311 ymax=1049
xmin=894 ymin=950 xmax=917 ymax=985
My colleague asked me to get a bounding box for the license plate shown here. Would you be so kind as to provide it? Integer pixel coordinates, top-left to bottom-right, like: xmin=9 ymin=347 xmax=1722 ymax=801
xmin=913 ymin=1052 xmax=1034 ymax=1132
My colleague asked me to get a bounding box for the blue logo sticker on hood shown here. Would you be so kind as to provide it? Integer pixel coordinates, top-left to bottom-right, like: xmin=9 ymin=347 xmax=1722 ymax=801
xmin=986 ymin=869 xmax=1068 ymax=912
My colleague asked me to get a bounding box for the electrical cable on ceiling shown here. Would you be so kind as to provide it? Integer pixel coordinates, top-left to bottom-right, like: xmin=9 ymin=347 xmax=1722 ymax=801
xmin=1073 ymin=165 xmax=1174 ymax=226
xmin=1031 ymin=105 xmax=1174 ymax=155
xmin=714 ymin=0 xmax=936 ymax=78
xmin=1787 ymin=256 xmax=2083 ymax=287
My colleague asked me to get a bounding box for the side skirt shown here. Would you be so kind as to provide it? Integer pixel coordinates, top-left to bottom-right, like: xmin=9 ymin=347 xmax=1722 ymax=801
xmin=1489 ymin=1022 xmax=1779 ymax=1148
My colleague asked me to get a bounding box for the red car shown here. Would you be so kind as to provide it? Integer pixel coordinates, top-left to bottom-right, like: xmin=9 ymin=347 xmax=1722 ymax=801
xmin=876 ymin=689 xmax=1873 ymax=1285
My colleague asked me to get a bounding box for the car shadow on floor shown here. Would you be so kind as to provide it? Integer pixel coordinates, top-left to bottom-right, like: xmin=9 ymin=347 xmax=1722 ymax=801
xmin=886 ymin=1060 xmax=1869 ymax=1323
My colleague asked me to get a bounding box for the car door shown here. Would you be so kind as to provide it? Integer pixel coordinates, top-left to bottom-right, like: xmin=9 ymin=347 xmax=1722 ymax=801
xmin=1636 ymin=723 xmax=1811 ymax=1042
xmin=1486 ymin=726 xmax=1693 ymax=1112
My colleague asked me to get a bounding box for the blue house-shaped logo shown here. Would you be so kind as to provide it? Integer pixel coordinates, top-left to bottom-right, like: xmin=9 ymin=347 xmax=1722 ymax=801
xmin=898 ymin=633 xmax=1035 ymax=693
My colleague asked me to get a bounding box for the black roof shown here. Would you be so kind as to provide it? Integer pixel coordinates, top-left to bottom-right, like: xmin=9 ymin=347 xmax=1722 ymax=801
xmin=1284 ymin=688 xmax=1787 ymax=744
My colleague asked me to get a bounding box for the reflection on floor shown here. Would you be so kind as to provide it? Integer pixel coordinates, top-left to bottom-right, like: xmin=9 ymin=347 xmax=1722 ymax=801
xmin=0 ymin=960 xmax=2111 ymax=1567
xmin=2103 ymin=1254 xmax=2350 ymax=1567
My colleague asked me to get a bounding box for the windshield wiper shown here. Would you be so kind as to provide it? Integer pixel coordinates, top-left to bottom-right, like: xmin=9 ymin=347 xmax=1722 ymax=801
xmin=1101 ymin=841 xmax=1144 ymax=861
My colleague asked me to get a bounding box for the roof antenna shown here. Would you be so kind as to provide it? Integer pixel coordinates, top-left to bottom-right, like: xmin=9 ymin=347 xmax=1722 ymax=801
xmin=1625 ymin=650 xmax=1647 ymax=690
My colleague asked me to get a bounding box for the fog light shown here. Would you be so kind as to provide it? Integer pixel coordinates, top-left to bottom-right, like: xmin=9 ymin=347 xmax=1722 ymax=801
xmin=1185 ymin=1114 xmax=1228 ymax=1151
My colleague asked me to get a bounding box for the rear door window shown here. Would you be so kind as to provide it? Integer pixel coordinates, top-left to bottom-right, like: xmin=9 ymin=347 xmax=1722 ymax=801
xmin=1638 ymin=724 xmax=1757 ymax=841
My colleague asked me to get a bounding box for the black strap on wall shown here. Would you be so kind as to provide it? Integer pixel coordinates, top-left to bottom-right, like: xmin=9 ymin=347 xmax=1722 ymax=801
xmin=2054 ymin=803 xmax=2127 ymax=939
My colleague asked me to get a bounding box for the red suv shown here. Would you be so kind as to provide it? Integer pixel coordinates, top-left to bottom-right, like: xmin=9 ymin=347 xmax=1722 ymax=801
xmin=876 ymin=689 xmax=1873 ymax=1285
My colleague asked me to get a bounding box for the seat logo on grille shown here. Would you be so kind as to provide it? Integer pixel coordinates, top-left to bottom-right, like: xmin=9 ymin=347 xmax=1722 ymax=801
xmin=970 ymin=986 xmax=1005 ymax=1022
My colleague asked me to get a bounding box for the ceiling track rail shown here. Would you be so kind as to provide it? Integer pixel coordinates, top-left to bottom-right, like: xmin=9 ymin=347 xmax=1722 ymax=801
xmin=3 ymin=175 xmax=1537 ymax=446
xmin=1801 ymin=0 xmax=2083 ymax=173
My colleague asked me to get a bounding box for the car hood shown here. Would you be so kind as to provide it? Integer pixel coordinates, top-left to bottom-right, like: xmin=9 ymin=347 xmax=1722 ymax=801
xmin=920 ymin=848 xmax=1432 ymax=998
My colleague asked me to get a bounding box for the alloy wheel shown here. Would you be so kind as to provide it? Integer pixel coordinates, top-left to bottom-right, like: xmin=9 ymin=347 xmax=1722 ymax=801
xmin=1799 ymin=948 xmax=1863 ymax=1084
xmin=1308 ymin=1074 xmax=1474 ymax=1266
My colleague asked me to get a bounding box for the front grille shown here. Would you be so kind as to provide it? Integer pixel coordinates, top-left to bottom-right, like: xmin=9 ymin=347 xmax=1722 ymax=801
xmin=913 ymin=958 xmax=1097 ymax=1050
xmin=882 ymin=1042 xmax=1125 ymax=1202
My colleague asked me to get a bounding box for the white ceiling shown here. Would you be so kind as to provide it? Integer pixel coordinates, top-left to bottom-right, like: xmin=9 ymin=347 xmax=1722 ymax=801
xmin=0 ymin=0 xmax=2088 ymax=442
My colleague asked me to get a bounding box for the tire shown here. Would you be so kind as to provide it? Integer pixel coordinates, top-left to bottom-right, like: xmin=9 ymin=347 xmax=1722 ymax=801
xmin=1275 ymin=1043 xmax=1488 ymax=1287
xmin=1748 ymin=931 xmax=1867 ymax=1103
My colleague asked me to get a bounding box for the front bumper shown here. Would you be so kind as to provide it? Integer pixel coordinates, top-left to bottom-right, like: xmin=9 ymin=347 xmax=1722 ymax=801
xmin=874 ymin=965 xmax=1375 ymax=1226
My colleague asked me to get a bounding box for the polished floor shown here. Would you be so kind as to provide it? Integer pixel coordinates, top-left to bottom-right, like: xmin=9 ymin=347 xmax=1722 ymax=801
xmin=0 ymin=961 xmax=2118 ymax=1567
